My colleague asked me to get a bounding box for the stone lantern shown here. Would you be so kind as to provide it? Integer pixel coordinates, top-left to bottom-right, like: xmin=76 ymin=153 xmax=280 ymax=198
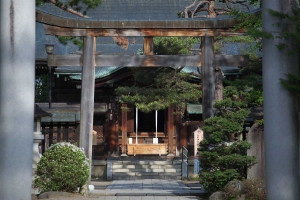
xmin=33 ymin=104 xmax=51 ymax=172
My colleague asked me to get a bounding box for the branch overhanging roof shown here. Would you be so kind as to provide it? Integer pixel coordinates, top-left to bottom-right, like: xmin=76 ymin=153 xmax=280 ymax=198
xmin=36 ymin=0 xmax=256 ymax=29
xmin=36 ymin=0 xmax=255 ymax=81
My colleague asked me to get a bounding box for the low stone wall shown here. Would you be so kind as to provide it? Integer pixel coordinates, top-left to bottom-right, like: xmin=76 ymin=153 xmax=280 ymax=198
xmin=188 ymin=159 xmax=199 ymax=179
xmin=92 ymin=160 xmax=107 ymax=180
xmin=247 ymin=122 xmax=265 ymax=181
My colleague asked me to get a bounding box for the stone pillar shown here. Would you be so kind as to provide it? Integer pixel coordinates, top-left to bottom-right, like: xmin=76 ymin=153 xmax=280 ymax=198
xmin=80 ymin=36 xmax=96 ymax=181
xmin=33 ymin=119 xmax=44 ymax=171
xmin=263 ymin=0 xmax=299 ymax=199
xmin=0 ymin=1 xmax=35 ymax=199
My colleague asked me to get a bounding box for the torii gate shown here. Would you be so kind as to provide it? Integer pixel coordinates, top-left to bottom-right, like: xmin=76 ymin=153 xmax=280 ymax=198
xmin=36 ymin=10 xmax=248 ymax=158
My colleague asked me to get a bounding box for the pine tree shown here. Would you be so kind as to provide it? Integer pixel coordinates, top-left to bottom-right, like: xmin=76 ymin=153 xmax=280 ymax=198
xmin=199 ymin=76 xmax=261 ymax=194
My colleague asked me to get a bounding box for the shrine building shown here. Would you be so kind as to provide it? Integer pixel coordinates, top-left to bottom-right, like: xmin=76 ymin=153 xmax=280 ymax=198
xmin=35 ymin=0 xmax=251 ymax=180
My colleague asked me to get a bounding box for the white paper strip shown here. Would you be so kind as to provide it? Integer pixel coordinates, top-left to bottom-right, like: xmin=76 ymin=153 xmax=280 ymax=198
xmin=155 ymin=110 xmax=158 ymax=138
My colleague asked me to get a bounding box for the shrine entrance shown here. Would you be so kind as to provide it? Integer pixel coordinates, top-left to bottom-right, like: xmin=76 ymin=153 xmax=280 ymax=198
xmin=36 ymin=10 xmax=248 ymax=159
xmin=136 ymin=110 xmax=164 ymax=133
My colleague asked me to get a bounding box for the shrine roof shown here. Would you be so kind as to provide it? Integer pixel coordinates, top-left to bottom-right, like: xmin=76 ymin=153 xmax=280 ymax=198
xmin=34 ymin=104 xmax=52 ymax=118
xmin=36 ymin=0 xmax=255 ymax=29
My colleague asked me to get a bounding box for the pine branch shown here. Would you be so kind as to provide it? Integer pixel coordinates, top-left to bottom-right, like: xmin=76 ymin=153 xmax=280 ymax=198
xmin=48 ymin=0 xmax=90 ymax=18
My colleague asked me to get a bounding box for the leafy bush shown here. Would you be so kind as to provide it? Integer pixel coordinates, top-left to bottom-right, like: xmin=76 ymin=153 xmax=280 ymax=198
xmin=242 ymin=179 xmax=266 ymax=200
xmin=224 ymin=179 xmax=266 ymax=200
xmin=200 ymin=170 xmax=240 ymax=194
xmin=34 ymin=142 xmax=90 ymax=193
xmin=224 ymin=180 xmax=243 ymax=200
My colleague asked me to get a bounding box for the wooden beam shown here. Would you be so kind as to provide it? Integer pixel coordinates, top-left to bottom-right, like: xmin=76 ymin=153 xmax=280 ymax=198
xmin=49 ymin=54 xmax=248 ymax=67
xmin=121 ymin=104 xmax=128 ymax=156
xmin=79 ymin=36 xmax=96 ymax=171
xmin=48 ymin=54 xmax=82 ymax=67
xmin=43 ymin=24 xmax=245 ymax=37
xmin=144 ymin=37 xmax=154 ymax=55
xmin=201 ymin=36 xmax=215 ymax=121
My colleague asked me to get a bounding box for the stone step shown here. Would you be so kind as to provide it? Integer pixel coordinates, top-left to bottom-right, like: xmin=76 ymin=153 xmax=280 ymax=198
xmin=110 ymin=159 xmax=183 ymax=180
xmin=112 ymin=164 xmax=181 ymax=170
xmin=112 ymin=175 xmax=182 ymax=180
xmin=113 ymin=168 xmax=181 ymax=173
xmin=112 ymin=160 xmax=175 ymax=165
xmin=113 ymin=172 xmax=182 ymax=177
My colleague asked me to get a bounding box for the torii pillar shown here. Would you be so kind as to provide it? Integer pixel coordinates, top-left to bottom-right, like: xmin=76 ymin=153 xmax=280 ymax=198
xmin=263 ymin=0 xmax=299 ymax=199
xmin=0 ymin=0 xmax=35 ymax=199
xmin=80 ymin=36 xmax=96 ymax=179
xmin=201 ymin=36 xmax=215 ymax=122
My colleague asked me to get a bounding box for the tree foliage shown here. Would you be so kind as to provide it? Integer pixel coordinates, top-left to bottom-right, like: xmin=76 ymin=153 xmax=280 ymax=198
xmin=199 ymin=76 xmax=260 ymax=194
xmin=116 ymin=68 xmax=201 ymax=113
xmin=154 ymin=37 xmax=199 ymax=55
xmin=232 ymin=0 xmax=300 ymax=99
xmin=36 ymin=0 xmax=102 ymax=16
xmin=116 ymin=37 xmax=201 ymax=113
xmin=37 ymin=0 xmax=102 ymax=48
xmin=35 ymin=74 xmax=49 ymax=102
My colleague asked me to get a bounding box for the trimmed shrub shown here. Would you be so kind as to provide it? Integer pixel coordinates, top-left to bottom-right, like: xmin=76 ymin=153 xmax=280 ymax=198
xmin=199 ymin=77 xmax=261 ymax=194
xmin=224 ymin=180 xmax=243 ymax=199
xmin=242 ymin=179 xmax=266 ymax=200
xmin=200 ymin=169 xmax=240 ymax=194
xmin=224 ymin=179 xmax=266 ymax=200
xmin=34 ymin=142 xmax=90 ymax=193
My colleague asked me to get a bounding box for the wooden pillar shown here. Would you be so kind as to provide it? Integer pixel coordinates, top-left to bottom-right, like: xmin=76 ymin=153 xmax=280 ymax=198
xmin=108 ymin=110 xmax=118 ymax=154
xmin=64 ymin=123 xmax=69 ymax=142
xmin=180 ymin=123 xmax=188 ymax=148
xmin=79 ymin=36 xmax=96 ymax=164
xmin=144 ymin=37 xmax=154 ymax=55
xmin=74 ymin=123 xmax=80 ymax=145
xmin=57 ymin=124 xmax=61 ymax=142
xmin=49 ymin=123 xmax=53 ymax=146
xmin=168 ymin=106 xmax=175 ymax=156
xmin=121 ymin=104 xmax=128 ymax=156
xmin=48 ymin=66 xmax=52 ymax=108
xmin=201 ymin=36 xmax=215 ymax=121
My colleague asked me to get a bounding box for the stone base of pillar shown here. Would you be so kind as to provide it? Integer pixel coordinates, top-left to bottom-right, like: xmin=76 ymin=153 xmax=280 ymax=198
xmin=32 ymin=132 xmax=44 ymax=170
xmin=167 ymin=153 xmax=175 ymax=157
xmin=120 ymin=153 xmax=128 ymax=157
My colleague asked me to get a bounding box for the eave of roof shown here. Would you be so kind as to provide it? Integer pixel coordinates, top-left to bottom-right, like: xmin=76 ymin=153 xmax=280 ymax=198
xmin=36 ymin=10 xmax=240 ymax=29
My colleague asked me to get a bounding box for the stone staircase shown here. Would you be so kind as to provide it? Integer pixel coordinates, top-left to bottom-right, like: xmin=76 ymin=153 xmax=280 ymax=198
xmin=109 ymin=159 xmax=182 ymax=180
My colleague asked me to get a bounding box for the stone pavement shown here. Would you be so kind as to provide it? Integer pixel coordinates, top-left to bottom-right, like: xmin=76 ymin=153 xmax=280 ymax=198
xmin=89 ymin=179 xmax=205 ymax=198
xmin=33 ymin=180 xmax=206 ymax=199
xmin=44 ymin=196 xmax=202 ymax=199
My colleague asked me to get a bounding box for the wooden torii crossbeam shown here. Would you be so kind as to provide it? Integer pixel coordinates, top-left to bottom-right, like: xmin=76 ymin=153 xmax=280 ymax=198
xmin=47 ymin=54 xmax=247 ymax=67
xmin=37 ymin=10 xmax=247 ymax=157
